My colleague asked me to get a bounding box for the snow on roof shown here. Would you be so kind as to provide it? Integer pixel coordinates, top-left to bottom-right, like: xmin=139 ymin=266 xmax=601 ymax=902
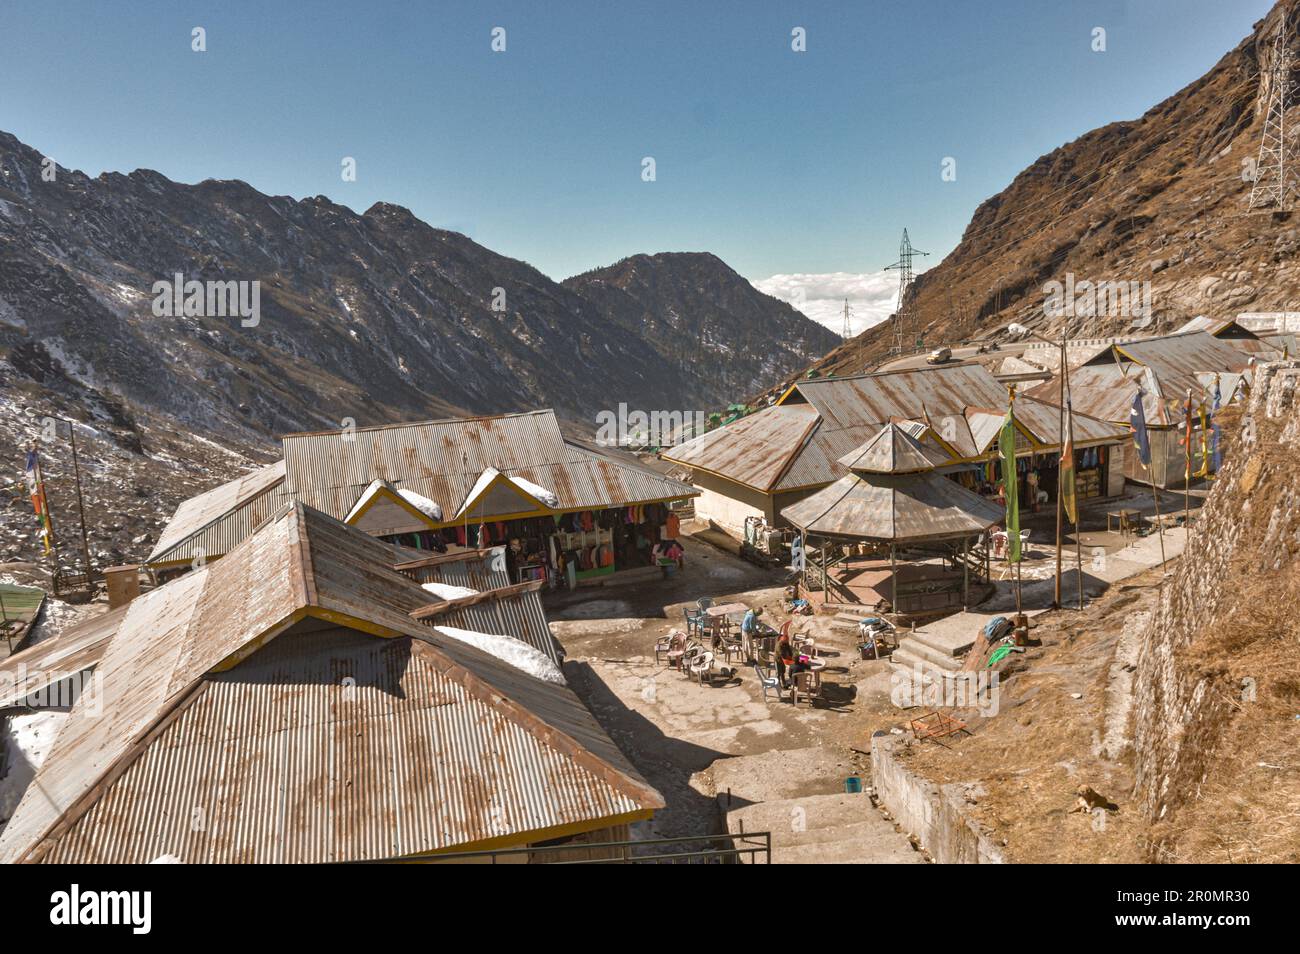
xmin=421 ymin=581 xmax=479 ymax=601
xmin=433 ymin=625 xmax=566 ymax=685
xmin=509 ymin=474 xmax=559 ymax=508
xmin=344 ymin=479 xmax=443 ymax=523
xmin=397 ymin=487 xmax=443 ymax=521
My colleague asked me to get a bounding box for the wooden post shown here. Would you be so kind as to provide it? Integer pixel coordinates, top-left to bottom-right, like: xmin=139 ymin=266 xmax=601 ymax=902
xmin=889 ymin=542 xmax=897 ymax=620
xmin=1148 ymin=464 xmax=1168 ymax=566
xmin=1054 ymin=336 xmax=1065 ymax=609
xmin=1183 ymin=388 xmax=1192 ymax=523
xmin=962 ymin=536 xmax=969 ymax=611
xmin=1062 ymin=346 xmax=1085 ymax=611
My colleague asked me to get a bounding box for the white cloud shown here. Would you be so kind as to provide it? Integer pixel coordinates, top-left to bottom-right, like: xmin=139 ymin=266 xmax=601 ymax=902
xmin=750 ymin=270 xmax=906 ymax=338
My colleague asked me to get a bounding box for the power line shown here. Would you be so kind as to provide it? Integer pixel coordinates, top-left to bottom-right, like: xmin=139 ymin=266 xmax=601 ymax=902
xmin=883 ymin=228 xmax=928 ymax=355
xmin=1249 ymin=13 xmax=1296 ymax=211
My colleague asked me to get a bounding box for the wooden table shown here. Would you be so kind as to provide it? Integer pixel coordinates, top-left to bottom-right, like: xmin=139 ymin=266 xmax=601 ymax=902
xmin=705 ymin=602 xmax=748 ymax=618
xmin=1107 ymin=509 xmax=1142 ymax=536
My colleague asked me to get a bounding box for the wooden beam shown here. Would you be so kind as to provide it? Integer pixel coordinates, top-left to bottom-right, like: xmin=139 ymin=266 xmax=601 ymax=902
xmin=409 ymin=579 xmax=545 ymax=620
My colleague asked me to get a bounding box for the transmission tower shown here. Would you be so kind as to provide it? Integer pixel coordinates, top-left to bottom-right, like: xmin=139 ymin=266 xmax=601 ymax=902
xmin=1250 ymin=17 xmax=1298 ymax=211
xmin=840 ymin=298 xmax=854 ymax=339
xmin=883 ymin=229 xmax=928 ymax=355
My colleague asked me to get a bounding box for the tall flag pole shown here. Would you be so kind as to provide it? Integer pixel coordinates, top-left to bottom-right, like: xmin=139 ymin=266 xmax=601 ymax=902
xmin=1129 ymin=390 xmax=1167 ymax=566
xmin=999 ymin=385 xmax=1022 ymax=614
xmin=1064 ymin=357 xmax=1084 ymax=610
xmin=1180 ymin=388 xmax=1193 ymax=521
xmin=1210 ymin=374 xmax=1223 ymax=474
xmin=23 ymin=445 xmax=57 ymax=557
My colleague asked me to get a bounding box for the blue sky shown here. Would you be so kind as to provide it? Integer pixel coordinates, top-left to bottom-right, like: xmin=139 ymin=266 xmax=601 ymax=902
xmin=0 ymin=0 xmax=1275 ymax=330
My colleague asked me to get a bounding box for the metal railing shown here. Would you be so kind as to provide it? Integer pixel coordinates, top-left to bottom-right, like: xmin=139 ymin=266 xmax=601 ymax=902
xmin=410 ymin=831 xmax=772 ymax=865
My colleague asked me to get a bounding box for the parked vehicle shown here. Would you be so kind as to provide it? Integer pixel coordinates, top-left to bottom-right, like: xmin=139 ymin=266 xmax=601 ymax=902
xmin=927 ymin=346 xmax=952 ymax=364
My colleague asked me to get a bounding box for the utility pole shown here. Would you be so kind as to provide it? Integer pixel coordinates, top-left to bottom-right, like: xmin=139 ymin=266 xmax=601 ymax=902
xmin=884 ymin=229 xmax=928 ymax=356
xmin=1250 ymin=15 xmax=1297 ymax=211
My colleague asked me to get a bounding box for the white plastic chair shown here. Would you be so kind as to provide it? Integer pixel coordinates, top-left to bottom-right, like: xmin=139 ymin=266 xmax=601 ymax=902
xmin=689 ymin=651 xmax=714 ymax=685
xmin=751 ymin=661 xmax=781 ymax=704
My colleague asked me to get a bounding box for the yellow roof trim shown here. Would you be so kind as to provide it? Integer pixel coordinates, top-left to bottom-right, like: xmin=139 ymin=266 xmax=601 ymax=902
xmin=346 ymin=484 xmax=441 ymax=530
xmin=409 ymin=809 xmax=657 ymax=859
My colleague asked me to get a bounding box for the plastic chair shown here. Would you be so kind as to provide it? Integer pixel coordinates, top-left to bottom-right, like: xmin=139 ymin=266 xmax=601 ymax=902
xmin=656 ymin=629 xmax=685 ymax=666
xmin=683 ymin=607 xmax=704 ymax=637
xmin=689 ymin=651 xmax=714 ymax=685
xmin=751 ymin=661 xmax=782 ymax=704
xmin=665 ymin=633 xmax=689 ymax=670
xmin=792 ymin=670 xmax=821 ymax=707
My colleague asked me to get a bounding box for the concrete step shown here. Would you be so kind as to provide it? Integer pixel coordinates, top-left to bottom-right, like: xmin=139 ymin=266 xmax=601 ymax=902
xmin=726 ymin=793 xmax=922 ymax=864
xmin=908 ymin=627 xmax=973 ymax=659
xmin=894 ymin=636 xmax=965 ymax=672
xmin=891 ymin=645 xmax=963 ymax=680
xmin=727 ymin=792 xmax=877 ymax=839
xmin=773 ymin=834 xmax=924 ymax=865
xmin=706 ymin=746 xmax=855 ymax=806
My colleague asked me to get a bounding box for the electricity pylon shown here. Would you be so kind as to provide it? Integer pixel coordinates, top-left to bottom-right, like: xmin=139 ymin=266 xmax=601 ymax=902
xmin=1250 ymin=19 xmax=1297 ymax=211
xmin=840 ymin=299 xmax=853 ymax=339
xmin=884 ymin=229 xmax=928 ymax=354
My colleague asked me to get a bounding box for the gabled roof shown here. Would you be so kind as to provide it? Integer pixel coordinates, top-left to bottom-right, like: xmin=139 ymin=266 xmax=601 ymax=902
xmin=1030 ymin=331 xmax=1251 ymax=426
xmin=0 ymin=503 xmax=659 ymax=864
xmin=344 ymin=478 xmax=442 ymax=536
xmin=283 ymin=409 xmax=694 ymax=526
xmin=147 ymin=460 xmax=287 ymax=565
xmin=665 ymin=363 xmax=1126 ymax=496
xmin=660 ymin=403 xmax=820 ymax=492
xmin=837 ymin=423 xmax=952 ymax=474
xmin=452 ymin=466 xmax=558 ymax=521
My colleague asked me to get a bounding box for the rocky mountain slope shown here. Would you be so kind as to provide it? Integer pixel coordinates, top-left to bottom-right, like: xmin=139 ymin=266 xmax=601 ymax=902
xmin=565 ymin=253 xmax=839 ymax=405
xmin=1135 ymin=361 xmax=1300 ymax=863
xmin=800 ymin=0 xmax=1300 ymax=381
xmin=0 ymin=129 xmax=832 ymax=567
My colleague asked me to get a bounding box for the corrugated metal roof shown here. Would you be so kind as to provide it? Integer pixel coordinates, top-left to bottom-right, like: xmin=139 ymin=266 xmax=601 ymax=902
xmin=148 ymin=461 xmax=286 ymax=563
xmin=780 ymin=471 xmax=1005 ymax=542
xmin=149 ymin=411 xmax=694 ymax=566
xmin=282 ymin=410 xmax=695 ymax=521
xmin=660 ymin=403 xmax=819 ymax=492
xmin=38 ymin=628 xmax=650 ymax=863
xmin=1030 ymin=332 xmax=1251 ymax=426
xmin=838 ymin=423 xmax=951 ymax=473
xmin=0 ymin=605 xmax=127 ymax=710
xmin=666 ymin=364 xmax=1125 ymax=496
xmin=0 ymin=503 xmax=660 ymax=864
xmin=792 ymin=365 xmax=1008 ymax=432
xmin=663 ymin=365 xmax=1008 ymax=493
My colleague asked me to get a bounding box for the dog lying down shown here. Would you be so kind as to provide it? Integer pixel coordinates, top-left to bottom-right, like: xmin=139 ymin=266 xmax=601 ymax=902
xmin=1070 ymin=785 xmax=1120 ymax=814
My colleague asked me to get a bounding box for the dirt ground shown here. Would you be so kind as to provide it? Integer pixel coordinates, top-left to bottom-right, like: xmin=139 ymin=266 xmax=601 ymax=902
xmin=550 ymin=534 xmax=908 ymax=840
xmin=895 ymin=567 xmax=1168 ymax=863
xmin=551 ymin=498 xmax=1195 ymax=857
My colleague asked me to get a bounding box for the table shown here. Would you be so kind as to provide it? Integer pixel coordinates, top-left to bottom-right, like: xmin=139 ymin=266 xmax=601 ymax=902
xmin=1107 ymin=509 xmax=1142 ymax=536
xmin=705 ymin=602 xmax=748 ymax=617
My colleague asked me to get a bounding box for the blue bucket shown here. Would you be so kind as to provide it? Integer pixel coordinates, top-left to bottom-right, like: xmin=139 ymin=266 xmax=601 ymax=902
xmin=844 ymin=776 xmax=863 ymax=794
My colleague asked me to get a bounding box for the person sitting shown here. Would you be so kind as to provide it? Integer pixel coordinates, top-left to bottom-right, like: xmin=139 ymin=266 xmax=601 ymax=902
xmin=776 ymin=632 xmax=811 ymax=690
